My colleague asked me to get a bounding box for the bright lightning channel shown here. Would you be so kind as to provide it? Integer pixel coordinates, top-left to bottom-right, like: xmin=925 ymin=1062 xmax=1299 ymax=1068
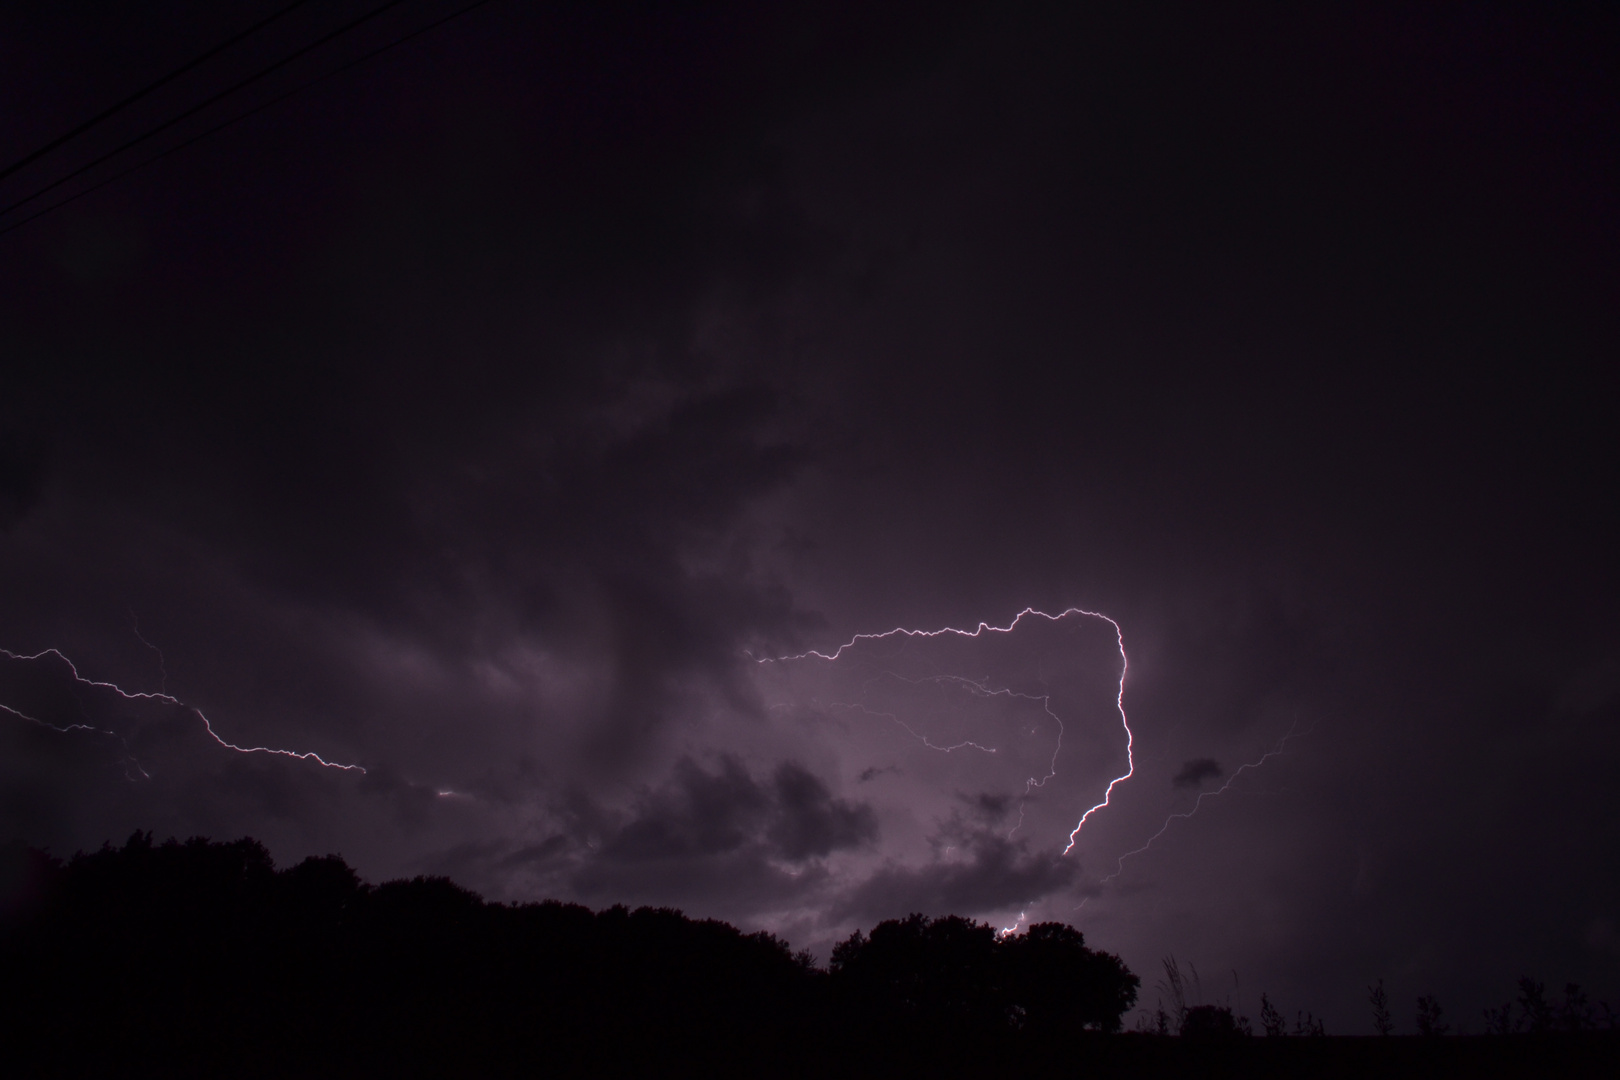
xmin=1099 ymin=723 xmax=1307 ymax=883
xmin=0 ymin=646 xmax=365 ymax=773
xmin=999 ymin=908 xmax=1031 ymax=937
xmin=758 ymin=607 xmax=1134 ymax=857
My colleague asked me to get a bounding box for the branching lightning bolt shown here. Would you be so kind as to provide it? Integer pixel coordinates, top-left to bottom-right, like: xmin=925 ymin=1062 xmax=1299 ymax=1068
xmin=129 ymin=611 xmax=168 ymax=695
xmin=837 ymin=672 xmax=1073 ymax=839
xmin=828 ymin=701 xmax=999 ymax=754
xmin=757 ymin=607 xmax=1134 ymax=857
xmin=1100 ymin=723 xmax=1308 ymax=883
xmin=0 ymin=647 xmax=365 ymax=773
xmin=0 ymin=694 xmax=152 ymax=780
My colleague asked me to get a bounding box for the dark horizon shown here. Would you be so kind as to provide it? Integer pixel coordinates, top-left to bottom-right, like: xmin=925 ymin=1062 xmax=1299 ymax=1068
xmin=17 ymin=832 xmax=1611 ymax=1078
xmin=1 ymin=0 xmax=1616 ymax=1036
xmin=6 ymin=828 xmax=1605 ymax=1042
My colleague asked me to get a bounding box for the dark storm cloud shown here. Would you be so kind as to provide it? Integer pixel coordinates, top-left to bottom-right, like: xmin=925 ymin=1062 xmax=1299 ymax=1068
xmin=768 ymin=761 xmax=878 ymax=860
xmin=1171 ymin=758 xmax=1223 ymax=790
xmin=831 ymin=832 xmax=1077 ymax=926
xmin=603 ymin=756 xmax=770 ymax=862
xmin=422 ymin=834 xmax=572 ymax=885
xmin=599 ymin=755 xmax=874 ymax=865
xmin=562 ymin=755 xmax=874 ymax=915
xmin=0 ymin=0 xmax=828 ymax=701
xmin=495 ymin=835 xmax=570 ymax=870
xmin=961 ymin=792 xmax=1011 ymax=824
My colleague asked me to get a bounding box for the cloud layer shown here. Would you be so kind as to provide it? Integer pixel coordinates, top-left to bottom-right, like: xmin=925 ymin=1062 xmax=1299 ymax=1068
xmin=1 ymin=0 xmax=1616 ymax=1031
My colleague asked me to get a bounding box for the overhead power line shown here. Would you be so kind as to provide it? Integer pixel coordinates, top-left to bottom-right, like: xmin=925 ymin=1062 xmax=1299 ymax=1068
xmin=0 ymin=0 xmax=503 ymax=240
xmin=0 ymin=0 xmax=315 ymax=184
xmin=0 ymin=0 xmax=415 ymax=222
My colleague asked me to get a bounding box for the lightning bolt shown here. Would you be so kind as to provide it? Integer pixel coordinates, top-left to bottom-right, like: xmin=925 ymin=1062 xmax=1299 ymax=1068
xmin=757 ymin=606 xmax=1134 ymax=857
xmin=1100 ymin=723 xmax=1308 ymax=883
xmin=828 ymin=701 xmax=999 ymax=754
xmin=128 ymin=611 xmax=168 ymax=695
xmin=999 ymin=907 xmax=1031 ymax=937
xmin=834 ymin=673 xmax=1073 ymax=839
xmin=0 ymin=646 xmax=365 ymax=773
xmin=0 ymin=694 xmax=152 ymax=780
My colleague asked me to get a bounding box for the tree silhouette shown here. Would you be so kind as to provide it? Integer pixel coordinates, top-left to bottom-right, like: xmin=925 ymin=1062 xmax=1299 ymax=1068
xmin=1 ymin=834 xmax=1157 ymax=1073
xmin=0 ymin=832 xmax=823 ymax=1073
xmin=830 ymin=913 xmax=1005 ymax=1027
xmin=22 ymin=831 xmax=1616 ymax=1076
xmin=828 ymin=914 xmax=1138 ymax=1034
xmin=1000 ymin=921 xmax=1139 ymax=1034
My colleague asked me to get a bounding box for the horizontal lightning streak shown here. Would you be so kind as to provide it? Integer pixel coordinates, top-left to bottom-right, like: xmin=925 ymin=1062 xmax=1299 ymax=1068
xmin=0 ymin=647 xmax=365 ymax=773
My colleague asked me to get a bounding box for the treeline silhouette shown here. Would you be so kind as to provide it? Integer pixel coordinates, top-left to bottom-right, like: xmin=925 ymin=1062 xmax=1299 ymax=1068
xmin=0 ymin=833 xmax=1139 ymax=1077
xmin=3 ymin=833 xmax=1617 ymax=1078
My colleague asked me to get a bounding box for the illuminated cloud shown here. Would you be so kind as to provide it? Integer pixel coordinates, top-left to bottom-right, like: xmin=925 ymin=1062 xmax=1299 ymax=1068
xmin=0 ymin=0 xmax=1614 ymax=1033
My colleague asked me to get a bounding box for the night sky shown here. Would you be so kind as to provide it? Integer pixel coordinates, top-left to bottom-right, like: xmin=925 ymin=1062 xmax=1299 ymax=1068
xmin=2 ymin=1 xmax=1616 ymax=1032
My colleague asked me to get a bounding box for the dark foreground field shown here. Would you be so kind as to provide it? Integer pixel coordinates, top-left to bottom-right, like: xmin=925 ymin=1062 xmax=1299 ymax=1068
xmin=1017 ymin=1034 xmax=1619 ymax=1080
xmin=9 ymin=1024 xmax=1619 ymax=1079
xmin=4 ymin=836 xmax=1614 ymax=1078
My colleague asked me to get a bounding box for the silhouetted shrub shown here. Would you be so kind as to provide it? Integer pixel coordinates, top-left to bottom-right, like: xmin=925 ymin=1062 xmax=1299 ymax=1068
xmin=1416 ymin=994 xmax=1449 ymax=1037
xmin=1481 ymin=979 xmax=1609 ymax=1037
xmin=1519 ymin=978 xmax=1554 ymax=1033
xmin=1180 ymin=1004 xmax=1242 ymax=1039
xmin=1259 ymin=992 xmax=1286 ymax=1037
xmin=1560 ymin=984 xmax=1593 ymax=1033
xmin=1369 ymin=978 xmax=1392 ymax=1036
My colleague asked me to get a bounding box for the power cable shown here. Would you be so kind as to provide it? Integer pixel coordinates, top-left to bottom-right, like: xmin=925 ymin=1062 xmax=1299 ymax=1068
xmin=0 ymin=1 xmax=319 ymax=186
xmin=0 ymin=0 xmax=503 ymax=240
xmin=0 ymin=0 xmax=315 ymax=184
xmin=0 ymin=0 xmax=416 ymax=222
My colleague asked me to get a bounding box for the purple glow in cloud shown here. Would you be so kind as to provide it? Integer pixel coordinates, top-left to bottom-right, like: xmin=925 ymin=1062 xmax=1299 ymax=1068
xmin=758 ymin=607 xmax=1135 ymax=858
